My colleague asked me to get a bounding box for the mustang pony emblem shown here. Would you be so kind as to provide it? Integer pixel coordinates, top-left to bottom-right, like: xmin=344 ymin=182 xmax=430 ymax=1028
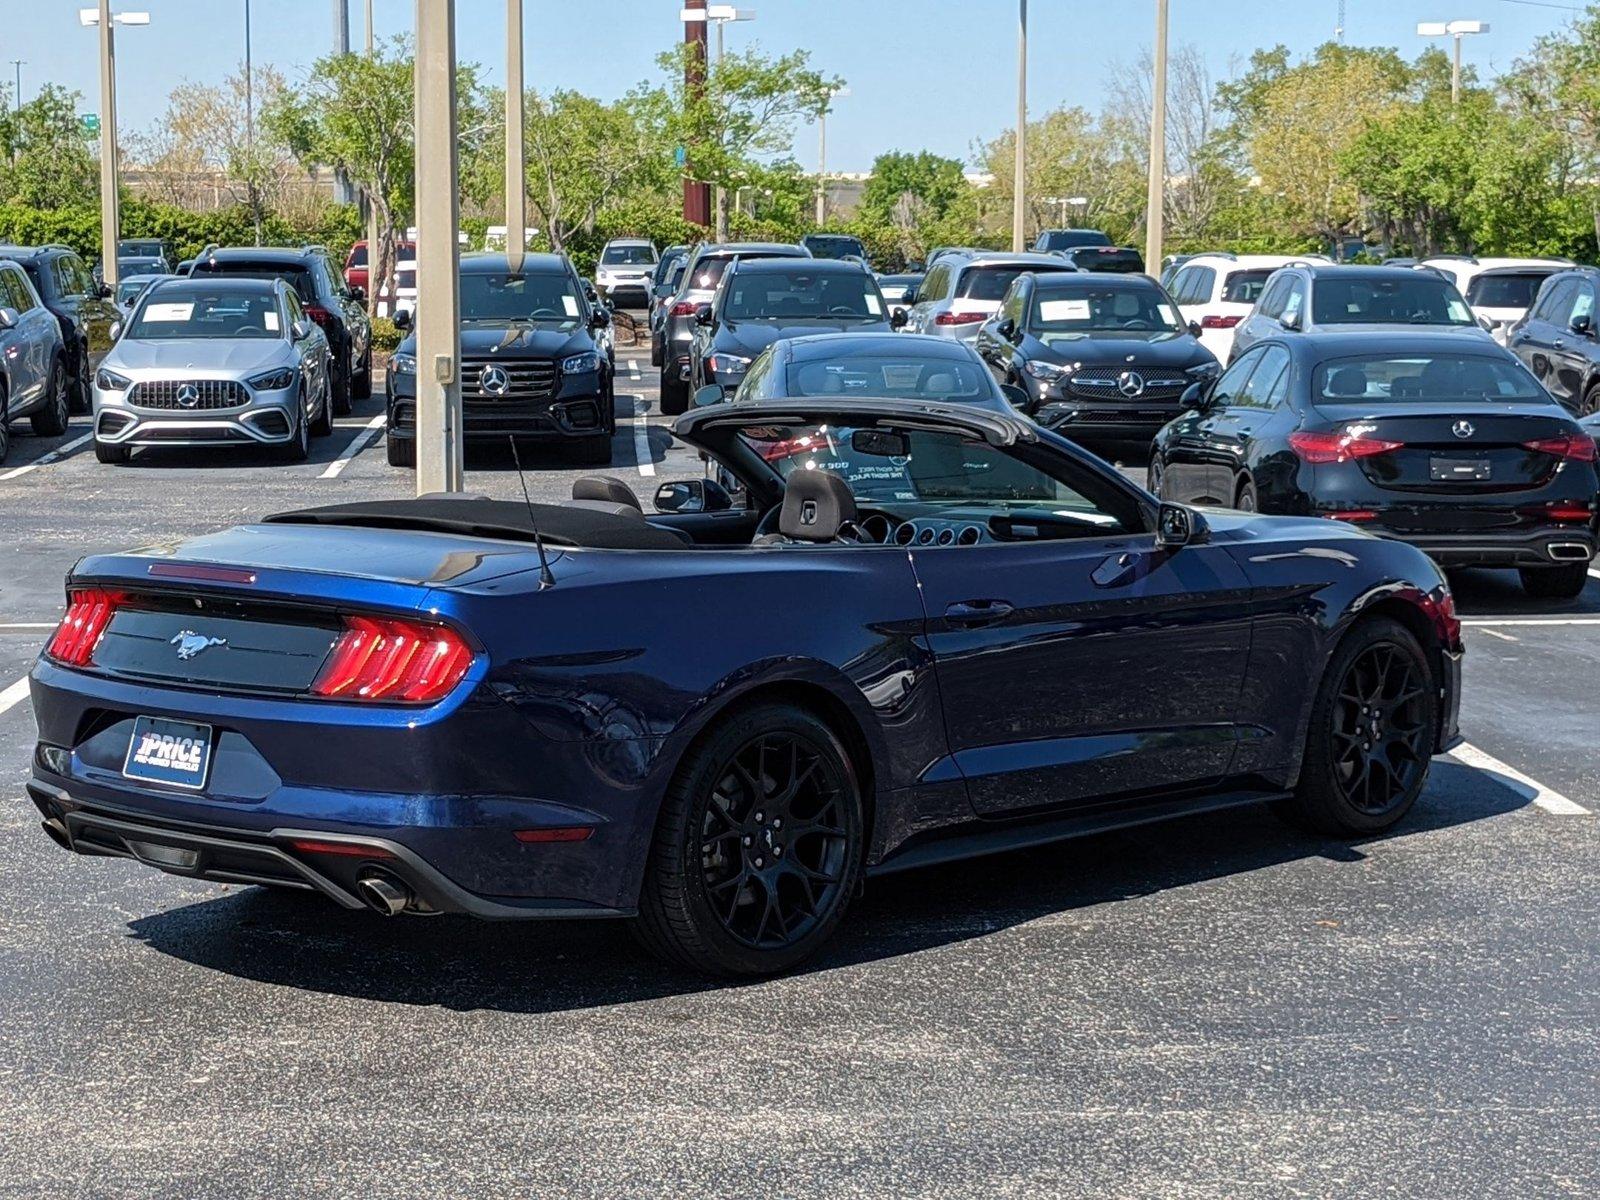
xmin=170 ymin=631 xmax=227 ymax=661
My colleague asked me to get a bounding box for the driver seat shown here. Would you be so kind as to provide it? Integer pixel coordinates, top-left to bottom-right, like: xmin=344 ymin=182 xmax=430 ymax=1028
xmin=756 ymin=470 xmax=858 ymax=546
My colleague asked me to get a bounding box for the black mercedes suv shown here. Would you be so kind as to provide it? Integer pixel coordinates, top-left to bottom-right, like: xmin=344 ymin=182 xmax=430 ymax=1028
xmin=0 ymin=243 xmax=121 ymax=413
xmin=190 ymin=246 xmax=372 ymax=413
xmin=384 ymin=252 xmax=616 ymax=467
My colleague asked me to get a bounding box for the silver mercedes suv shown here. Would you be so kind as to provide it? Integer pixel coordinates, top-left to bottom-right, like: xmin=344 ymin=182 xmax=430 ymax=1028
xmin=91 ymin=277 xmax=333 ymax=464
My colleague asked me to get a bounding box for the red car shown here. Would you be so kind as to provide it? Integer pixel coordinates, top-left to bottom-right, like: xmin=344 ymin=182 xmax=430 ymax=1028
xmin=343 ymin=240 xmax=416 ymax=292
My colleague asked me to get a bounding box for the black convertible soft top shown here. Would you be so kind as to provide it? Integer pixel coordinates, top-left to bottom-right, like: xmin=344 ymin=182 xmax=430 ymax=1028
xmin=264 ymin=498 xmax=689 ymax=551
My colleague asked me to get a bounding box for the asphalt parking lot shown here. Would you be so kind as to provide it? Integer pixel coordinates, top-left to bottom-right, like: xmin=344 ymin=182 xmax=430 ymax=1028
xmin=2 ymin=360 xmax=1598 ymax=1198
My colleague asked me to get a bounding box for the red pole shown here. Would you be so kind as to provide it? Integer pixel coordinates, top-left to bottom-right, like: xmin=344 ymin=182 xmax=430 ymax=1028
xmin=682 ymin=0 xmax=711 ymax=227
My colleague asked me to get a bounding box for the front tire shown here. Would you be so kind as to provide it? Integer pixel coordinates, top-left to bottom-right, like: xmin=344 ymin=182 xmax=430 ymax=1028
xmin=1278 ymin=617 xmax=1437 ymax=836
xmin=659 ymin=371 xmax=689 ymax=416
xmin=1519 ymin=562 xmax=1589 ymax=600
xmin=0 ymin=384 xmax=10 ymax=464
xmin=635 ymin=703 xmax=865 ymax=976
xmin=94 ymin=438 xmax=129 ymax=464
xmin=1235 ymin=477 xmax=1258 ymax=513
xmin=385 ymin=432 xmax=415 ymax=467
xmin=279 ymin=389 xmax=310 ymax=462
xmin=30 ymin=357 xmax=70 ymax=437
xmin=1146 ymin=452 xmax=1166 ymax=498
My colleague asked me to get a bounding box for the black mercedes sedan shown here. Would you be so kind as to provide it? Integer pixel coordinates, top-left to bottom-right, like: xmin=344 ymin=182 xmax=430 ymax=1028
xmin=974 ymin=270 xmax=1219 ymax=442
xmin=688 ymin=258 xmax=899 ymax=398
xmin=1150 ymin=332 xmax=1598 ymax=599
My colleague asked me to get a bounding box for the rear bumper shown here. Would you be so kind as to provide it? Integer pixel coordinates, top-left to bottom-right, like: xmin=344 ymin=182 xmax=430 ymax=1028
xmin=1354 ymin=524 xmax=1596 ymax=568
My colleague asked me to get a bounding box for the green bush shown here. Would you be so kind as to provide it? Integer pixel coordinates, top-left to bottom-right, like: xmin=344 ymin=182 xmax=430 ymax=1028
xmin=369 ymin=316 xmax=402 ymax=354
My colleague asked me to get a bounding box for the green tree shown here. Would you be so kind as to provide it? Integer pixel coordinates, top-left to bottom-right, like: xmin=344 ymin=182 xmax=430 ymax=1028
xmin=0 ymin=84 xmax=97 ymax=209
xmin=977 ymin=106 xmax=1145 ymax=243
xmin=858 ymin=150 xmax=968 ymax=224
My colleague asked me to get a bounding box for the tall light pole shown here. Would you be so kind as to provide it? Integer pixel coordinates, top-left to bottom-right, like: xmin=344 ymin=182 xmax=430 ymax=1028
xmin=244 ymin=0 xmax=259 ymax=244
xmin=80 ymin=5 xmax=149 ymax=290
xmin=815 ymin=84 xmax=847 ymax=227
xmin=363 ymin=0 xmax=379 ymax=311
xmin=1416 ymin=20 xmax=1489 ymax=107
xmin=706 ymin=5 xmax=754 ymax=239
xmin=332 ymin=0 xmax=353 ymax=203
xmin=679 ymin=0 xmax=711 ymax=227
xmin=9 ymin=61 xmax=22 ymax=109
xmin=414 ymin=0 xmax=462 ymax=493
xmin=505 ymin=0 xmax=526 ymax=273
xmin=1012 ymin=0 xmax=1027 ymax=251
xmin=1145 ymin=0 xmax=1169 ymax=275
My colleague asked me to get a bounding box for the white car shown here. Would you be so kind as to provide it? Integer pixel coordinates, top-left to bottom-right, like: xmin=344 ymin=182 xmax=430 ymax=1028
xmin=1167 ymin=254 xmax=1329 ymax=361
xmin=1417 ymin=256 xmax=1573 ymax=344
xmin=375 ymin=263 xmax=416 ymax=321
xmin=594 ymin=238 xmax=659 ymax=309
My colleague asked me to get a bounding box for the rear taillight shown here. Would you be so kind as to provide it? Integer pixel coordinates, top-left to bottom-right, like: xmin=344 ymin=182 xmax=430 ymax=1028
xmin=1527 ymin=502 xmax=1595 ymax=522
xmin=1200 ymin=314 xmax=1241 ymax=329
xmin=46 ymin=588 xmax=122 ymax=666
xmin=310 ymin=615 xmax=474 ymax=703
xmin=1522 ymin=433 xmax=1598 ymax=462
xmin=934 ymin=311 xmax=988 ymax=326
xmin=303 ymin=304 xmax=335 ymax=328
xmin=1289 ymin=430 xmax=1404 ymax=464
xmin=670 ymin=300 xmax=698 ymax=317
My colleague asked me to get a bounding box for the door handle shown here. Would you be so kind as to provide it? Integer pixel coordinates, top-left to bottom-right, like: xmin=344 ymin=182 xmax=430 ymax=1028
xmin=944 ymin=599 xmax=1014 ymax=626
xmin=1091 ymin=552 xmax=1138 ymax=587
xmin=1554 ymin=339 xmax=1565 ymax=349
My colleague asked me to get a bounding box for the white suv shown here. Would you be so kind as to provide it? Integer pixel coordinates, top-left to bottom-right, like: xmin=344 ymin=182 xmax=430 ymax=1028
xmin=1167 ymin=254 xmax=1327 ymax=360
xmin=1417 ymin=256 xmax=1573 ymax=344
xmin=595 ymin=238 xmax=659 ymax=309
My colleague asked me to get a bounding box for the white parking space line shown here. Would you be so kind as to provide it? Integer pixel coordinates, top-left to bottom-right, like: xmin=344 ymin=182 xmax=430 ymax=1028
xmin=1450 ymin=741 xmax=1590 ymax=816
xmin=319 ymin=414 xmax=386 ymax=480
xmin=1590 ymin=567 xmax=1600 ymax=582
xmin=1461 ymin=618 xmax=1600 ymax=627
xmin=626 ymin=358 xmax=642 ymax=381
xmin=632 ymin=396 xmax=655 ymax=478
xmin=1475 ymin=628 xmax=1519 ymax=642
xmin=0 ymin=675 xmax=30 ymax=719
xmin=0 ymin=432 xmax=94 ymax=482
xmin=0 ymin=623 xmax=55 ymax=631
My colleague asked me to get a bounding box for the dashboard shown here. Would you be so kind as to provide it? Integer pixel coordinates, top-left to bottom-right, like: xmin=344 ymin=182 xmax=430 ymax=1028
xmin=853 ymin=511 xmax=989 ymax=546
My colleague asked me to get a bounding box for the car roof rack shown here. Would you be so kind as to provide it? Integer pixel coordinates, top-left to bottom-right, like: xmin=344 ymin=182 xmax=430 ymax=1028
xmin=1427 ymin=253 xmax=1479 ymax=265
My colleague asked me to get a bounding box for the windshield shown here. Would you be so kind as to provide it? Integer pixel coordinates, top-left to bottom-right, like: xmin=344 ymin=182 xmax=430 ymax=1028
xmin=117 ymin=278 xmax=155 ymax=305
xmin=117 ymin=240 xmax=162 ymax=256
xmin=783 ymin=352 xmax=998 ymax=403
xmin=803 ymin=236 xmax=865 ymax=260
xmin=602 ymin=245 xmax=656 ymax=266
xmin=724 ymin=270 xmax=883 ymax=322
xmin=1466 ymin=272 xmax=1551 ymax=309
xmin=1314 ymin=354 xmax=1546 ymax=402
xmin=1222 ymin=269 xmax=1273 ymax=304
xmin=1311 ymin=276 xmax=1476 ymax=326
xmin=1039 ymin=230 xmax=1111 ymax=251
xmin=960 ymin=265 xmax=1071 ymax=302
xmin=459 ymin=270 xmax=583 ymax=322
xmin=194 ymin=264 xmax=316 ymax=303
xmin=1030 ymin=284 xmax=1182 ymax=336
xmin=127 ymin=288 xmax=281 ymax=340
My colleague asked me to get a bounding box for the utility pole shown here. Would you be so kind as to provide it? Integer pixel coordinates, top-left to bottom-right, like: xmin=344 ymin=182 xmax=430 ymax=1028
xmin=244 ymin=0 xmax=258 ymax=244
xmin=364 ymin=0 xmax=379 ymax=311
xmin=1144 ymin=0 xmax=1169 ymax=276
xmin=505 ymin=0 xmax=526 ymax=273
xmin=9 ymin=60 xmax=22 ymax=109
xmin=414 ymin=0 xmax=463 ymax=494
xmin=1011 ymin=0 xmax=1027 ymax=251
xmin=814 ymin=86 xmax=846 ymax=227
xmin=96 ymin=0 xmax=121 ymax=289
xmin=332 ymin=0 xmax=353 ymax=203
xmin=680 ymin=0 xmax=711 ymax=227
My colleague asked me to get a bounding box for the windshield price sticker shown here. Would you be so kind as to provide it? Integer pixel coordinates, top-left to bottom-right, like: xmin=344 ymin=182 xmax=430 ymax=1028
xmin=561 ymin=295 xmax=579 ymax=317
xmin=1040 ymin=299 xmax=1091 ymax=322
xmin=865 ymin=294 xmax=882 ymax=315
xmin=263 ymin=311 xmax=280 ymax=331
xmin=144 ymin=303 xmax=194 ymax=322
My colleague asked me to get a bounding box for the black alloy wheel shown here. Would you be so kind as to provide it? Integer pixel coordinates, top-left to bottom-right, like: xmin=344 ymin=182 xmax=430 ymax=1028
xmin=636 ymin=702 xmax=864 ymax=975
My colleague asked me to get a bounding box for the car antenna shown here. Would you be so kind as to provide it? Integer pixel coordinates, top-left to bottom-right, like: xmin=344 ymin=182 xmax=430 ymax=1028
xmin=507 ymin=434 xmax=557 ymax=589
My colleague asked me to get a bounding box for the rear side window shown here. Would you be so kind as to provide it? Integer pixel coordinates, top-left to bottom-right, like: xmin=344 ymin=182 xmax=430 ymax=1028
xmin=1465 ymin=272 xmax=1549 ymax=309
xmin=1222 ymin=270 xmax=1273 ymax=305
xmin=1257 ymin=276 xmax=1292 ymax=319
xmin=1533 ymin=279 xmax=1576 ymax=323
xmin=1 ymin=268 xmax=30 ymax=310
xmin=1234 ymin=345 xmax=1291 ymax=408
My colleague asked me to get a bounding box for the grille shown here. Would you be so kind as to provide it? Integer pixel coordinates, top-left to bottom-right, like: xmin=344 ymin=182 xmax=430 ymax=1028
xmin=461 ymin=357 xmax=558 ymax=402
xmin=129 ymin=379 xmax=249 ymax=410
xmin=1067 ymin=366 xmax=1191 ymax=402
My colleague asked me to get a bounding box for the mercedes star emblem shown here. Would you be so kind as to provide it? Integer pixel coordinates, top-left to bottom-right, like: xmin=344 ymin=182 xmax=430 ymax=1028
xmin=1452 ymin=419 xmax=1475 ymax=439
xmin=176 ymin=383 xmax=201 ymax=409
xmin=1116 ymin=371 xmax=1146 ymax=398
xmin=479 ymin=364 xmax=511 ymax=396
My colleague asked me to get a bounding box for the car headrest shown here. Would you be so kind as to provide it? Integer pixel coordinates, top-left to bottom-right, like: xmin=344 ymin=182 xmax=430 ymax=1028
xmin=1326 ymin=366 xmax=1368 ymax=397
xmin=572 ymin=475 xmax=642 ymax=511
xmin=779 ymin=469 xmax=857 ymax=541
xmin=924 ymin=372 xmax=955 ymax=393
xmin=567 ymin=499 xmax=645 ymax=521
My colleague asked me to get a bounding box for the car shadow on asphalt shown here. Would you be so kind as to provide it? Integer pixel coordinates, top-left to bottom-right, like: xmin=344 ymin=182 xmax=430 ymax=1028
xmin=123 ymin=760 xmax=1528 ymax=1012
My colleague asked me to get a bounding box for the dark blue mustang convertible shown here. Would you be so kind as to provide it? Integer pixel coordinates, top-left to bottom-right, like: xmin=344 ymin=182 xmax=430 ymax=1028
xmin=27 ymin=398 xmax=1462 ymax=975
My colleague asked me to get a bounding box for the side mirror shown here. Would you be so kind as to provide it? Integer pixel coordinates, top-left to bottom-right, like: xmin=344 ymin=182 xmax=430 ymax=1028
xmin=98 ymin=283 xmax=113 ymax=299
xmin=999 ymin=383 xmax=1035 ymax=414
xmin=291 ymin=318 xmax=313 ymax=340
xmin=890 ymin=308 xmax=909 ymax=330
xmin=1156 ymin=501 xmax=1210 ymax=549
xmin=901 ymin=286 xmax=918 ymax=305
xmin=692 ymin=383 xmax=725 ymax=407
xmin=1279 ymin=309 xmax=1301 ymax=332
xmin=0 ymin=307 xmax=18 ymax=330
xmin=694 ymin=304 xmax=714 ymax=328
xmin=108 ymin=318 xmax=122 ymax=340
xmin=590 ymin=307 xmax=611 ymax=329
xmin=1572 ymin=313 xmax=1593 ymax=336
xmin=654 ymin=477 xmax=733 ymax=514
xmin=392 ymin=309 xmax=411 ymax=330
xmin=1180 ymin=380 xmax=1208 ymax=411
xmin=996 ymin=317 xmax=1017 ymax=341
xmin=1187 ymin=320 xmax=1203 ymax=339
xmin=350 ymin=285 xmax=367 ymax=302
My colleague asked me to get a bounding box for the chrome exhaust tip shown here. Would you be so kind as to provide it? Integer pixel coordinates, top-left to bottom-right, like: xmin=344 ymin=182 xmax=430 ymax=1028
xmin=355 ymin=872 xmax=411 ymax=916
xmin=40 ymin=818 xmax=70 ymax=851
xmin=1547 ymin=542 xmax=1592 ymax=562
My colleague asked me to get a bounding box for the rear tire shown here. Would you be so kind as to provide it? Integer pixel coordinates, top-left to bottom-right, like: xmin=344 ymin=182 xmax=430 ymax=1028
xmin=659 ymin=372 xmax=688 ymax=416
xmin=1519 ymin=562 xmax=1589 ymax=600
xmin=310 ymin=373 xmax=334 ymax=437
xmin=94 ymin=438 xmax=129 ymax=464
xmin=1580 ymin=383 xmax=1600 ymax=418
xmin=386 ymin=432 xmax=415 ymax=467
xmin=30 ymin=357 xmax=69 ymax=437
xmin=352 ymin=352 xmax=372 ymax=400
xmin=1235 ymin=477 xmax=1258 ymax=513
xmin=332 ymin=348 xmax=353 ymax=416
xmin=71 ymin=358 xmax=92 ymax=414
xmin=1277 ymin=617 xmax=1437 ymax=837
xmin=634 ymin=703 xmax=865 ymax=976
xmin=1146 ymin=452 xmax=1166 ymax=498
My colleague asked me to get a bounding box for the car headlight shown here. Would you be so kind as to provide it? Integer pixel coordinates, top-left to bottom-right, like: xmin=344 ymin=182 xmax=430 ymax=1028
xmin=1187 ymin=361 xmax=1221 ymax=379
xmin=708 ymin=353 xmax=750 ymax=378
xmin=1023 ymin=359 xmax=1068 ymax=382
xmin=562 ymin=352 xmax=600 ymax=375
xmin=389 ymin=352 xmax=417 ymax=375
xmin=96 ymin=368 xmax=131 ymax=391
xmin=248 ymin=367 xmax=297 ymax=391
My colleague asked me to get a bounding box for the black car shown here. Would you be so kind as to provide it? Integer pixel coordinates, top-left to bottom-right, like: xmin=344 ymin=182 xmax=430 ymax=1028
xmin=385 ymin=252 xmax=615 ymax=467
xmin=0 ymin=243 xmax=120 ymax=413
xmin=1059 ymin=246 xmax=1146 ymax=274
xmin=190 ymin=246 xmax=371 ymax=413
xmin=688 ymin=258 xmax=898 ymax=397
xmin=1032 ymin=228 xmax=1112 ymax=254
xmin=700 ymin=332 xmax=1018 ymax=411
xmin=116 ymin=238 xmax=173 ymax=272
xmin=800 ymin=233 xmax=869 ymax=264
xmin=975 ymin=271 xmax=1219 ymax=441
xmin=1506 ymin=267 xmax=1600 ymax=416
xmin=1150 ymin=332 xmax=1598 ymax=598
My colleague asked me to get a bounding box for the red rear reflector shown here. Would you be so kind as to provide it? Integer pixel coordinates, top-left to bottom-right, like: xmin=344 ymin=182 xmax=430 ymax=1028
xmin=288 ymin=838 xmax=396 ymax=859
xmin=1421 ymin=588 xmax=1462 ymax=651
xmin=1323 ymin=510 xmax=1379 ymax=522
xmin=311 ymin=615 xmax=474 ymax=703
xmin=1522 ymin=433 xmax=1598 ymax=462
xmin=1544 ymin=504 xmax=1594 ymax=522
xmin=304 ymin=304 xmax=334 ymax=326
xmin=46 ymin=588 xmax=123 ymax=666
xmin=513 ymin=827 xmax=594 ymax=844
xmin=146 ymin=562 xmax=258 ymax=585
xmin=934 ymin=310 xmax=988 ymax=325
xmin=670 ymin=300 xmax=698 ymax=316
xmin=1200 ymin=314 xmax=1242 ymax=329
xmin=1290 ymin=430 xmax=1403 ymax=464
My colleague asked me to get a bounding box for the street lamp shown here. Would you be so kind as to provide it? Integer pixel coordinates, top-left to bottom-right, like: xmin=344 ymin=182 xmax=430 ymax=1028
xmin=1145 ymin=0 xmax=1170 ymax=274
xmin=1012 ymin=0 xmax=1027 ymax=251
xmin=815 ymin=84 xmax=848 ymax=227
xmin=682 ymin=5 xmax=755 ymax=238
xmin=1416 ymin=19 xmax=1489 ymax=107
xmin=79 ymin=4 xmax=150 ymax=289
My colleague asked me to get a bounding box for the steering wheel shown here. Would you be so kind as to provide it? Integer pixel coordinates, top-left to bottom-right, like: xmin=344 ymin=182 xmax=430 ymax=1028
xmin=233 ymin=325 xmax=264 ymax=337
xmin=827 ymin=305 xmax=859 ymax=316
xmin=1122 ymin=318 xmax=1152 ymax=330
xmin=529 ymin=306 xmax=562 ymax=319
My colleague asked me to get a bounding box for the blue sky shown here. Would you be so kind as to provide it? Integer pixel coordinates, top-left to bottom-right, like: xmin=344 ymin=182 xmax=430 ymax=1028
xmin=3 ymin=0 xmax=1579 ymax=172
